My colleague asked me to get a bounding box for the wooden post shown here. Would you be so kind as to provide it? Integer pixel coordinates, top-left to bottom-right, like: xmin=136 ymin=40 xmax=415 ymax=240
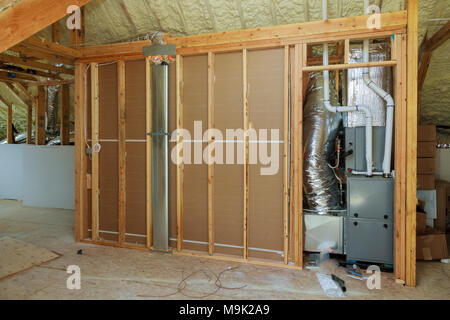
xmin=242 ymin=48 xmax=249 ymax=260
xmin=35 ymin=86 xmax=46 ymax=145
xmin=52 ymin=22 xmax=60 ymax=43
xmin=60 ymin=84 xmax=70 ymax=145
xmin=146 ymin=57 xmax=153 ymax=248
xmin=283 ymin=46 xmax=289 ymax=265
xmin=293 ymin=44 xmax=304 ymax=268
xmin=7 ymin=104 xmax=13 ymax=144
xmin=207 ymin=52 xmax=215 ymax=255
xmin=75 ymin=62 xmax=88 ymax=242
xmin=91 ymin=63 xmax=99 ymax=241
xmin=394 ymin=34 xmax=408 ymax=284
xmin=117 ymin=60 xmax=126 ymax=244
xmin=406 ymin=0 xmax=418 ymax=287
xmin=176 ymin=55 xmax=184 ymax=252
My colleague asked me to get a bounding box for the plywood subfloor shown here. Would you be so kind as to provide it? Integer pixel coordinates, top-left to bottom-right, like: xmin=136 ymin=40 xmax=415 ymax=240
xmin=0 ymin=200 xmax=449 ymax=300
xmin=0 ymin=236 xmax=60 ymax=280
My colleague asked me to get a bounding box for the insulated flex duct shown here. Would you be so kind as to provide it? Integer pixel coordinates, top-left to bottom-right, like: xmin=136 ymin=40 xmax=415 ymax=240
xmin=303 ymin=72 xmax=342 ymax=211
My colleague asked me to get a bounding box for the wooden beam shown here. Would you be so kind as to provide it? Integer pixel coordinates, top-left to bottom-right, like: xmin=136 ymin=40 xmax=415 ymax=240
xmin=19 ymin=36 xmax=81 ymax=59
xmin=176 ymin=55 xmax=184 ymax=252
xmin=35 ymin=86 xmax=46 ymax=145
xmin=10 ymin=44 xmax=75 ymax=66
xmin=75 ymin=62 xmax=88 ymax=241
xmin=91 ymin=63 xmax=99 ymax=241
xmin=32 ymin=80 xmax=75 ymax=86
xmin=207 ymin=52 xmax=215 ymax=256
xmin=0 ymin=63 xmax=63 ymax=80
xmin=419 ymin=21 xmax=450 ymax=54
xmin=0 ymin=70 xmax=37 ymax=82
xmin=60 ymin=84 xmax=70 ymax=145
xmin=14 ymin=82 xmax=37 ymax=106
xmin=0 ymin=53 xmax=75 ymax=75
xmin=117 ymin=60 xmax=126 ymax=244
xmin=406 ymin=0 xmax=418 ymax=287
xmin=242 ymin=48 xmax=249 ymax=260
xmin=0 ymin=0 xmax=91 ymax=53
xmin=283 ymin=45 xmax=289 ymax=265
xmin=146 ymin=57 xmax=153 ymax=249
xmin=52 ymin=22 xmax=60 ymax=43
xmin=80 ymin=11 xmax=407 ymax=60
xmin=4 ymin=82 xmax=30 ymax=107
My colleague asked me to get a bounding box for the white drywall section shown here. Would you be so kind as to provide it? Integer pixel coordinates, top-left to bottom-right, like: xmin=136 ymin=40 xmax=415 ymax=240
xmin=0 ymin=145 xmax=74 ymax=210
xmin=0 ymin=144 xmax=24 ymax=200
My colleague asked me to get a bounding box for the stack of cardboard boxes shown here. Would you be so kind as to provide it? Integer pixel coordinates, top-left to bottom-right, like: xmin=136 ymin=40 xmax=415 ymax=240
xmin=416 ymin=125 xmax=449 ymax=260
xmin=417 ymin=125 xmax=436 ymax=190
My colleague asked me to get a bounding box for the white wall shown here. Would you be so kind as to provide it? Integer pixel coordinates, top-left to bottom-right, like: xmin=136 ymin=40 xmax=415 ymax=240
xmin=0 ymin=144 xmax=74 ymax=210
xmin=436 ymin=149 xmax=450 ymax=182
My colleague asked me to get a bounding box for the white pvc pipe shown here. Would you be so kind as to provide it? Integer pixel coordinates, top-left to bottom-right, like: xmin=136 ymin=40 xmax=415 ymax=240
xmin=363 ymin=1 xmax=395 ymax=176
xmin=322 ymin=0 xmax=373 ymax=176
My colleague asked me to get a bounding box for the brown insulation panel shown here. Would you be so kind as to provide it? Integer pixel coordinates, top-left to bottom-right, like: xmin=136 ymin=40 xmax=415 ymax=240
xmin=98 ymin=64 xmax=118 ymax=241
xmin=214 ymin=52 xmax=244 ymax=256
xmin=182 ymin=55 xmax=208 ymax=249
xmin=125 ymin=59 xmax=146 ymax=244
xmin=247 ymin=48 xmax=284 ymax=261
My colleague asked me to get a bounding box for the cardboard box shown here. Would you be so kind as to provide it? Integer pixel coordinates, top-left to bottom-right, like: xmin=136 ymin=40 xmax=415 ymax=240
xmin=417 ymin=158 xmax=436 ymax=174
xmin=418 ymin=125 xmax=437 ymax=142
xmin=416 ymin=233 xmax=448 ymax=260
xmin=416 ymin=211 xmax=427 ymax=235
xmin=417 ymin=141 xmax=436 ymax=158
xmin=417 ymin=174 xmax=435 ymax=190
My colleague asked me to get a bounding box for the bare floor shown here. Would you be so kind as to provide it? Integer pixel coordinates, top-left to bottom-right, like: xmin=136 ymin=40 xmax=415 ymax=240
xmin=0 ymin=200 xmax=449 ymax=300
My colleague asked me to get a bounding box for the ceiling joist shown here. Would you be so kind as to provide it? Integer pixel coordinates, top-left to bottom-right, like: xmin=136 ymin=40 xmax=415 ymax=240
xmin=0 ymin=53 xmax=74 ymax=76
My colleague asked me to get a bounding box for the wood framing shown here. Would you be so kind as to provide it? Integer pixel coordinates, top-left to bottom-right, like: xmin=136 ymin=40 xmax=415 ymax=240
xmin=74 ymin=8 xmax=417 ymax=285
xmin=145 ymin=58 xmax=153 ymax=249
xmin=0 ymin=0 xmax=91 ymax=53
xmin=207 ymin=52 xmax=215 ymax=256
xmin=0 ymin=53 xmax=74 ymax=76
xmin=117 ymin=60 xmax=126 ymax=244
xmin=176 ymin=55 xmax=184 ymax=252
xmin=405 ymin=0 xmax=418 ymax=287
xmin=242 ymin=49 xmax=249 ymax=260
xmin=91 ymin=63 xmax=99 ymax=241
xmin=7 ymin=104 xmax=12 ymax=144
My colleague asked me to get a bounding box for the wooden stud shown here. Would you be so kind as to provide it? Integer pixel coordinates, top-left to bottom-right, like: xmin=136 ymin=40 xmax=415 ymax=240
xmin=52 ymin=22 xmax=60 ymax=43
xmin=26 ymin=104 xmax=32 ymax=144
xmin=242 ymin=48 xmax=249 ymax=260
xmin=207 ymin=52 xmax=215 ymax=256
xmin=289 ymin=45 xmax=295 ymax=263
xmin=74 ymin=62 xmax=88 ymax=241
xmin=7 ymin=104 xmax=13 ymax=144
xmin=146 ymin=58 xmax=153 ymax=248
xmin=283 ymin=46 xmax=289 ymax=265
xmin=60 ymin=84 xmax=70 ymax=145
xmin=293 ymin=44 xmax=304 ymax=268
xmin=394 ymin=33 xmax=407 ymax=283
xmin=405 ymin=0 xmax=418 ymax=287
xmin=303 ymin=60 xmax=397 ymax=72
xmin=117 ymin=60 xmax=126 ymax=244
xmin=176 ymin=55 xmax=184 ymax=252
xmin=344 ymin=39 xmax=350 ymax=64
xmin=91 ymin=63 xmax=99 ymax=241
xmin=35 ymin=86 xmax=46 ymax=145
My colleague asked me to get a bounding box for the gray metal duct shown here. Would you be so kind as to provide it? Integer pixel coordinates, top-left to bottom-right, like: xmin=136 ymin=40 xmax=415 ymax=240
xmin=150 ymin=64 xmax=169 ymax=250
xmin=303 ymin=72 xmax=342 ymax=211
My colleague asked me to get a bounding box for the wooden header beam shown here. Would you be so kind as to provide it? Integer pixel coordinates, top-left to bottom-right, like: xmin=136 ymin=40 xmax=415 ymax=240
xmin=0 ymin=0 xmax=91 ymax=53
xmin=80 ymin=11 xmax=407 ymax=61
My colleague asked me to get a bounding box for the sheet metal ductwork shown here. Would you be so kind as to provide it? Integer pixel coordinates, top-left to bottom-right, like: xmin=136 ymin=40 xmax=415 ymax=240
xmin=303 ymin=72 xmax=342 ymax=211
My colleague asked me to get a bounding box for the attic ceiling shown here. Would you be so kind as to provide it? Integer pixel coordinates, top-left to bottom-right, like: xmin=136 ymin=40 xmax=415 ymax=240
xmin=1 ymin=0 xmax=449 ymax=142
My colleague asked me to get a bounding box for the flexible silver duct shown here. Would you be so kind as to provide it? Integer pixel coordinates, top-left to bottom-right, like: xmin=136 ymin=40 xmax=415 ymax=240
xmin=47 ymin=85 xmax=60 ymax=135
xmin=303 ymin=72 xmax=342 ymax=211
